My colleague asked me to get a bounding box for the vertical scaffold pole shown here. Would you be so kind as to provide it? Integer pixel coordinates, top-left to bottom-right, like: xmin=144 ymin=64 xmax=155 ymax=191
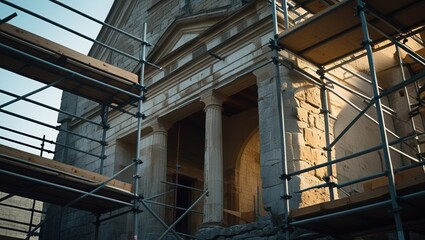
xmin=395 ymin=46 xmax=422 ymax=156
xmin=282 ymin=0 xmax=289 ymax=29
xmin=94 ymin=214 xmax=100 ymax=240
xmin=95 ymin=105 xmax=109 ymax=240
xmin=99 ymin=105 xmax=109 ymax=175
xmin=320 ymin=84 xmax=335 ymax=200
xmin=28 ymin=199 xmax=36 ymax=236
xmin=272 ymin=0 xmax=290 ymax=238
xmin=357 ymin=1 xmax=405 ymax=238
xmin=133 ymin=22 xmax=148 ymax=240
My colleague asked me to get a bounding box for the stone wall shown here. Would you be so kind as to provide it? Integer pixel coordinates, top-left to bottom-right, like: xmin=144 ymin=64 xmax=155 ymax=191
xmin=0 ymin=193 xmax=42 ymax=239
xmin=44 ymin=0 xmax=413 ymax=239
xmin=48 ymin=1 xmax=274 ymax=239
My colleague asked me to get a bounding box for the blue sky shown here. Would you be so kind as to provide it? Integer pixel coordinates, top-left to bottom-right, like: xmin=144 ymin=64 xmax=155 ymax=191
xmin=0 ymin=0 xmax=114 ymax=158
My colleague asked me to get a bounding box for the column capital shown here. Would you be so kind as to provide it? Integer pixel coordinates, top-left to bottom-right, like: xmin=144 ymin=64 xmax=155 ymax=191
xmin=200 ymin=90 xmax=227 ymax=109
xmin=150 ymin=119 xmax=173 ymax=134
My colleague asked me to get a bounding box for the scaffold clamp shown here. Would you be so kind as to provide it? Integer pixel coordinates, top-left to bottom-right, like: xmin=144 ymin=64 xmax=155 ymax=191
xmin=133 ymin=158 xmax=143 ymax=165
xmin=280 ymin=173 xmax=291 ymax=181
xmin=135 ymin=112 xmax=147 ymax=120
xmin=137 ymin=194 xmax=144 ymax=202
xmin=354 ymin=1 xmax=366 ymax=17
xmin=361 ymin=39 xmax=374 ymax=48
xmin=272 ymin=56 xmax=280 ymax=65
xmin=133 ymin=174 xmax=141 ymax=180
xmin=316 ymin=68 xmax=325 ymax=79
xmin=323 ymin=176 xmax=337 ymax=188
xmin=281 ymin=194 xmax=292 ymax=200
xmin=268 ymin=38 xmax=283 ymax=51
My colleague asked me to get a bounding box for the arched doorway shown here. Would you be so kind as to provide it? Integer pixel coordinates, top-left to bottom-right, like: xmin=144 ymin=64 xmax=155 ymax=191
xmin=235 ymin=129 xmax=264 ymax=223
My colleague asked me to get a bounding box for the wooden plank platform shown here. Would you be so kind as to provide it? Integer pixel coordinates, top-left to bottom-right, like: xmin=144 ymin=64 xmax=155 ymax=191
xmin=278 ymin=0 xmax=425 ymax=66
xmin=289 ymin=166 xmax=425 ymax=236
xmin=0 ymin=23 xmax=140 ymax=106
xmin=0 ymin=145 xmax=134 ymax=214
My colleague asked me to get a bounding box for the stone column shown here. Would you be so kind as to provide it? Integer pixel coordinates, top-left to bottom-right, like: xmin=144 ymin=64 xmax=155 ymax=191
xmin=200 ymin=90 xmax=225 ymax=227
xmin=140 ymin=120 xmax=171 ymax=239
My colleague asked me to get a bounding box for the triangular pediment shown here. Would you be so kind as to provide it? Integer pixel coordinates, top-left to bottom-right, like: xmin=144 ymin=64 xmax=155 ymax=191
xmin=148 ymin=10 xmax=227 ymax=63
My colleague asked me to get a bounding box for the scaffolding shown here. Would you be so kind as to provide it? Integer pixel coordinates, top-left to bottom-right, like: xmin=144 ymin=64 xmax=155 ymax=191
xmin=1 ymin=0 xmax=425 ymax=239
xmin=0 ymin=1 xmax=206 ymax=239
xmin=271 ymin=0 xmax=425 ymax=239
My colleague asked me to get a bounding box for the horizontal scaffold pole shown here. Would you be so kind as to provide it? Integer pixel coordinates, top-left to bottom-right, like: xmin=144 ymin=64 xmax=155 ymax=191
xmin=0 ymin=43 xmax=142 ymax=100
xmin=49 ymin=0 xmax=151 ymax=46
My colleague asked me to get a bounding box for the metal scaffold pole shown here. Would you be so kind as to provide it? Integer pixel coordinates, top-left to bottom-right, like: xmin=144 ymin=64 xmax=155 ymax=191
xmin=357 ymin=0 xmax=405 ymax=238
xmin=133 ymin=22 xmax=148 ymax=240
xmin=99 ymin=105 xmax=109 ymax=175
xmin=272 ymin=0 xmax=290 ymax=238
xmin=94 ymin=105 xmax=109 ymax=240
xmin=282 ymin=0 xmax=289 ymax=29
xmin=320 ymin=82 xmax=335 ymax=200
xmin=395 ymin=45 xmax=422 ymax=157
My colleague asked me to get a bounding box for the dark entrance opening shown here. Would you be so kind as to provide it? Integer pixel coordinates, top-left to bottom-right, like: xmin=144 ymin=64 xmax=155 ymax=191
xmin=174 ymin=176 xmax=194 ymax=235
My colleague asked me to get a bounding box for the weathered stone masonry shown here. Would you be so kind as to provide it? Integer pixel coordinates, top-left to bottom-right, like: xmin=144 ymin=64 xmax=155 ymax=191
xmin=44 ymin=0 xmax=416 ymax=239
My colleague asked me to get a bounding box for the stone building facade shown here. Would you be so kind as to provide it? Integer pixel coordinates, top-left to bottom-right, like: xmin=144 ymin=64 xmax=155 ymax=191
xmin=41 ymin=0 xmax=424 ymax=239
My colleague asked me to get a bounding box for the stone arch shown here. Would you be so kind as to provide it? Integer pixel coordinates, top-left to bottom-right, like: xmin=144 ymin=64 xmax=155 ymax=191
xmin=333 ymin=98 xmax=385 ymax=194
xmin=235 ymin=128 xmax=264 ymax=223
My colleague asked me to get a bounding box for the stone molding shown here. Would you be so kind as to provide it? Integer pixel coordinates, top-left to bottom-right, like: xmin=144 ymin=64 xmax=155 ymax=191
xmin=200 ymin=90 xmax=227 ymax=109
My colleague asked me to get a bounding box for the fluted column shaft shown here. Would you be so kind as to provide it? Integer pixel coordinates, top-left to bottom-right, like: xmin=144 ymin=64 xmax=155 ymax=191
xmin=201 ymin=91 xmax=225 ymax=226
xmin=141 ymin=121 xmax=170 ymax=239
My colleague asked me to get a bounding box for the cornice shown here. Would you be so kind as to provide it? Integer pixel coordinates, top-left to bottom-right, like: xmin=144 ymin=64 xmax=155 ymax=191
xmin=88 ymin=0 xmax=138 ymax=61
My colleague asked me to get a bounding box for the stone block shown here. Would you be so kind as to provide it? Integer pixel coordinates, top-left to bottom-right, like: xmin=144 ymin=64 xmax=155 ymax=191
xmin=296 ymin=107 xmax=308 ymax=123
xmin=304 ymin=128 xmax=323 ymax=149
xmin=292 ymin=132 xmax=305 ymax=147
xmin=308 ymin=113 xmax=315 ymax=127
xmin=300 ymin=188 xmax=329 ymax=207
xmin=260 ymin=148 xmax=280 ymax=163
xmin=293 ymin=159 xmax=313 ymax=172
xmin=313 ymin=151 xmax=328 ymax=179
xmin=305 ymin=87 xmax=321 ymax=108
xmin=260 ymin=160 xmax=283 ymax=188
xmin=293 ymin=89 xmax=306 ymax=102
xmin=299 ymin=146 xmax=313 ymax=163
xmin=299 ymin=101 xmax=321 ymax=114
xmin=315 ymin=114 xmax=325 ymax=131
xmin=262 ymin=184 xmax=284 ymax=214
